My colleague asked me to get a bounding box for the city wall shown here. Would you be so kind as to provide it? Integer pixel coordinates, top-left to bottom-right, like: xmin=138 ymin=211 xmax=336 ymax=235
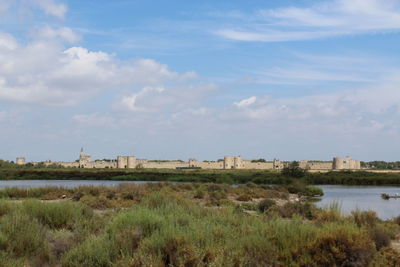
xmin=15 ymin=150 xmax=361 ymax=171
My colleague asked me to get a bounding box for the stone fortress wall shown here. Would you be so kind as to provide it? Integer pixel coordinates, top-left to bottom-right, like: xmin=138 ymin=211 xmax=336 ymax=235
xmin=16 ymin=149 xmax=361 ymax=171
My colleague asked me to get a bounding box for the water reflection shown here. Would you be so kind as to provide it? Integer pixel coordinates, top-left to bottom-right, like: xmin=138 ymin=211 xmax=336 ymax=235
xmin=315 ymin=185 xmax=400 ymax=220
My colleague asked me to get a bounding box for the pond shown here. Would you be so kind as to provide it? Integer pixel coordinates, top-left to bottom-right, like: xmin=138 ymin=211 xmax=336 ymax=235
xmin=315 ymin=185 xmax=400 ymax=220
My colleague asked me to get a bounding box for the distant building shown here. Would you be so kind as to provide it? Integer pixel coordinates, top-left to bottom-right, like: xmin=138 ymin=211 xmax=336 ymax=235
xmin=16 ymin=149 xmax=362 ymax=171
xmin=332 ymin=156 xmax=361 ymax=170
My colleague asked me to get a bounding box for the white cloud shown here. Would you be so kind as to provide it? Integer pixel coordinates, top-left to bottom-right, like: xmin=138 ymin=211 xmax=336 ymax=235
xmin=121 ymin=86 xmax=166 ymax=112
xmin=0 ymin=32 xmax=18 ymax=50
xmin=226 ymin=73 xmax=400 ymax=126
xmin=242 ymin=53 xmax=387 ymax=86
xmin=32 ymin=0 xmax=67 ymax=19
xmin=234 ymin=96 xmax=257 ymax=108
xmin=119 ymin=83 xmax=218 ymax=113
xmin=215 ymin=0 xmax=400 ymax=42
xmin=0 ymin=32 xmax=200 ymax=106
xmin=34 ymin=26 xmax=80 ymax=43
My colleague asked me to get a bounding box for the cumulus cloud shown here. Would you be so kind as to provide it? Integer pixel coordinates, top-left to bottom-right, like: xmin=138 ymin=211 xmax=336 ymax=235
xmin=0 ymin=32 xmax=199 ymax=106
xmin=215 ymin=0 xmax=400 ymax=42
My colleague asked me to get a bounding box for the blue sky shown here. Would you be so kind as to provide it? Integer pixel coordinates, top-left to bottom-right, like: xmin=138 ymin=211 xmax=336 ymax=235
xmin=1 ymin=0 xmax=400 ymax=162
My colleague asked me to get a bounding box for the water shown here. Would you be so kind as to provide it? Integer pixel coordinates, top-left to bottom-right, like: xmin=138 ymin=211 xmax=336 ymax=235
xmin=315 ymin=185 xmax=400 ymax=219
xmin=0 ymin=180 xmax=153 ymax=189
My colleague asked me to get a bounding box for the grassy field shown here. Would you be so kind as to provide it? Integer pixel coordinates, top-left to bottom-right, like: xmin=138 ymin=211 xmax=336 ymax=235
xmin=2 ymin=168 xmax=400 ymax=185
xmin=0 ymin=182 xmax=399 ymax=266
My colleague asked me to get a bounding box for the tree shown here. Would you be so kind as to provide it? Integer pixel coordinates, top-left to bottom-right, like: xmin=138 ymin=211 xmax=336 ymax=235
xmin=251 ymin=158 xmax=267 ymax=163
xmin=281 ymin=161 xmax=307 ymax=178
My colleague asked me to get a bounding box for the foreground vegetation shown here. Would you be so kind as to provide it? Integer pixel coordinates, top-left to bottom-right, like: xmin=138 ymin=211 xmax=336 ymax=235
xmin=1 ymin=167 xmax=400 ymax=185
xmin=0 ymin=182 xmax=400 ymax=266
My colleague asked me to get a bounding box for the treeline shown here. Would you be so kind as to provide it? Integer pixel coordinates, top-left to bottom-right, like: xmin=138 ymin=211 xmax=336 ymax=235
xmin=1 ymin=168 xmax=400 ymax=185
xmin=0 ymin=160 xmax=64 ymax=169
xmin=305 ymin=171 xmax=400 ymax=185
xmin=362 ymin=161 xmax=400 ymax=170
xmin=0 ymin=168 xmax=290 ymax=184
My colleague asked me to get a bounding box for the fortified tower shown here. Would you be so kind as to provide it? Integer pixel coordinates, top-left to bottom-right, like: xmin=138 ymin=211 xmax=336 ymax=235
xmin=332 ymin=156 xmax=361 ymax=170
xmin=223 ymin=156 xmax=243 ymax=169
xmin=127 ymin=156 xmax=137 ymax=169
xmin=273 ymin=159 xmax=282 ymax=170
xmin=117 ymin=156 xmax=137 ymax=168
xmin=16 ymin=157 xmax=26 ymax=165
xmin=79 ymin=148 xmax=91 ymax=168
xmin=188 ymin=158 xmax=197 ymax=168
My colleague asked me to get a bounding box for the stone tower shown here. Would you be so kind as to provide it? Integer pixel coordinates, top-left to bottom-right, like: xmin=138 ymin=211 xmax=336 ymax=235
xmin=79 ymin=148 xmax=91 ymax=168
xmin=16 ymin=157 xmax=26 ymax=165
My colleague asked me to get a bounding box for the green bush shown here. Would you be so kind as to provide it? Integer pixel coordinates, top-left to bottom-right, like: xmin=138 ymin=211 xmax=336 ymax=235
xmin=257 ymin=199 xmax=276 ymax=213
xmin=370 ymin=247 xmax=400 ymax=267
xmin=22 ymin=200 xmax=93 ymax=229
xmin=370 ymin=227 xmax=391 ymax=250
xmin=236 ymin=194 xmax=252 ymax=202
xmin=62 ymin=235 xmax=112 ymax=267
xmin=351 ymin=210 xmax=379 ymax=227
xmin=306 ymin=223 xmax=375 ymax=266
xmin=272 ymin=202 xmax=316 ymax=219
xmin=0 ymin=211 xmax=48 ymax=258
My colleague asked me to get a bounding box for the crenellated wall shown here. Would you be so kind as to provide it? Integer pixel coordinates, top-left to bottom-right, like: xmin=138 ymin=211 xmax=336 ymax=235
xmin=15 ymin=150 xmax=362 ymax=171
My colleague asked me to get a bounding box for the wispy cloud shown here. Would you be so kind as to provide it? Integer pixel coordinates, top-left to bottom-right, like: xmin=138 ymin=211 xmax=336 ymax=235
xmin=32 ymin=0 xmax=67 ymax=19
xmin=215 ymin=0 xmax=400 ymax=42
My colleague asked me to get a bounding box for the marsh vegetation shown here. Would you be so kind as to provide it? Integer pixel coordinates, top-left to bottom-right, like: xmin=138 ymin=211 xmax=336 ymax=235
xmin=0 ymin=182 xmax=399 ymax=266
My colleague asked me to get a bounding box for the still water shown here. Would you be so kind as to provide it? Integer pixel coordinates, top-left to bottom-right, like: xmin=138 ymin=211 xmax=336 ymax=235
xmin=0 ymin=181 xmax=399 ymax=219
xmin=315 ymin=185 xmax=400 ymax=220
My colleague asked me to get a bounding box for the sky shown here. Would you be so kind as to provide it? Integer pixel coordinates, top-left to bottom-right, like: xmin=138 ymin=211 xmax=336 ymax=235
xmin=0 ymin=0 xmax=400 ymax=162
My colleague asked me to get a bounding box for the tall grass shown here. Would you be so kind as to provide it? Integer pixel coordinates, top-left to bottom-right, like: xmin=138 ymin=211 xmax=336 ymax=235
xmin=22 ymin=200 xmax=94 ymax=229
xmin=0 ymin=184 xmax=398 ymax=266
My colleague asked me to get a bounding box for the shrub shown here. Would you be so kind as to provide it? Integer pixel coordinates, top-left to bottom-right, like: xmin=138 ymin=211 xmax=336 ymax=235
xmin=236 ymin=203 xmax=258 ymax=212
xmin=370 ymin=247 xmax=400 ymax=267
xmin=193 ymin=189 xmax=205 ymax=199
xmin=0 ymin=211 xmax=48 ymax=258
xmin=80 ymin=195 xmax=112 ymax=209
xmin=258 ymin=199 xmax=276 ymax=213
xmin=273 ymin=202 xmax=316 ymax=219
xmin=393 ymin=215 xmax=400 ymax=225
xmin=106 ymin=208 xmax=164 ymax=238
xmin=22 ymin=200 xmax=93 ymax=229
xmin=62 ymin=235 xmax=112 ymax=267
xmin=307 ymin=223 xmax=375 ymax=266
xmin=209 ymin=191 xmax=227 ymax=201
xmin=351 ymin=210 xmax=379 ymax=227
xmin=48 ymin=229 xmax=75 ymax=260
xmin=245 ymin=182 xmax=258 ymax=188
xmin=301 ymin=186 xmax=324 ymax=197
xmin=236 ymin=194 xmax=252 ymax=202
xmin=287 ymin=182 xmax=323 ymax=197
xmin=0 ymin=200 xmax=12 ymax=217
xmin=370 ymin=226 xmax=391 ymax=250
xmin=0 ymin=251 xmax=27 ymax=267
xmin=282 ymin=161 xmax=307 ymax=178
